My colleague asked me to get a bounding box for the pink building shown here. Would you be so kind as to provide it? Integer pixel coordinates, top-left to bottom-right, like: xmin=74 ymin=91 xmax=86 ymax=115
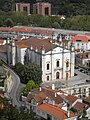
xmin=33 ymin=2 xmax=51 ymax=16
xmin=15 ymin=3 xmax=30 ymax=15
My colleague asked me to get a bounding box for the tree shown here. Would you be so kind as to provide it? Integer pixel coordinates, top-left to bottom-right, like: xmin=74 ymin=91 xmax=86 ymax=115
xmin=23 ymin=80 xmax=39 ymax=96
xmin=4 ymin=18 xmax=14 ymax=27
xmin=52 ymin=22 xmax=60 ymax=28
xmin=0 ymin=95 xmax=37 ymax=120
xmin=13 ymin=63 xmax=42 ymax=84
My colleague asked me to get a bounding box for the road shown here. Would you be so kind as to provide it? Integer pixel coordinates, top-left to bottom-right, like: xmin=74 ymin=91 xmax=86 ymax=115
xmin=4 ymin=65 xmax=25 ymax=108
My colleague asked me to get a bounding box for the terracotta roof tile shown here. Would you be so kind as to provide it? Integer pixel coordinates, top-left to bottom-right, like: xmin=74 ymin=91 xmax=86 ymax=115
xmin=0 ymin=27 xmax=53 ymax=35
xmin=59 ymin=94 xmax=78 ymax=105
xmin=71 ymin=35 xmax=89 ymax=42
xmin=73 ymin=102 xmax=86 ymax=112
xmin=65 ymin=95 xmax=78 ymax=104
xmin=34 ymin=92 xmax=46 ymax=104
xmin=16 ymin=37 xmax=56 ymax=52
xmin=36 ymin=103 xmax=76 ymax=119
xmin=29 ymin=87 xmax=63 ymax=104
xmin=16 ymin=44 xmax=28 ymax=48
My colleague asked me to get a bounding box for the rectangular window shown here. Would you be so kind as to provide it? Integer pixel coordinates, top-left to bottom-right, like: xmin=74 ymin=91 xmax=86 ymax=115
xmin=45 ymin=7 xmax=49 ymax=16
xmin=47 ymin=63 xmax=49 ymax=70
xmin=47 ymin=76 xmax=49 ymax=80
xmin=56 ymin=61 xmax=59 ymax=67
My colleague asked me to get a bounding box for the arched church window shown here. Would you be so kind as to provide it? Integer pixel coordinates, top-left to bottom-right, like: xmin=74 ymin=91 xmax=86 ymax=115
xmin=47 ymin=76 xmax=49 ymax=81
xmin=56 ymin=61 xmax=59 ymax=67
xmin=47 ymin=64 xmax=49 ymax=70
xmin=56 ymin=72 xmax=59 ymax=79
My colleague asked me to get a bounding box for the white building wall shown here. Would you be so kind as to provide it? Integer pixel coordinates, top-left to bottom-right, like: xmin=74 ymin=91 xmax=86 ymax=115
xmin=69 ymin=41 xmax=90 ymax=52
xmin=42 ymin=47 xmax=74 ymax=82
xmin=20 ymin=48 xmax=27 ymax=64
xmin=36 ymin=109 xmax=47 ymax=119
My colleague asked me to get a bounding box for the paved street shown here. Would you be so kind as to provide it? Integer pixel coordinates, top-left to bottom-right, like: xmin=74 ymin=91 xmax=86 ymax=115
xmin=4 ymin=65 xmax=25 ymax=108
xmin=42 ymin=69 xmax=90 ymax=88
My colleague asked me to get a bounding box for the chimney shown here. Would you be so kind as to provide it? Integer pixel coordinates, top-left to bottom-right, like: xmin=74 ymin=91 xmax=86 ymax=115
xmin=67 ymin=110 xmax=70 ymax=118
xmin=30 ymin=45 xmax=33 ymax=50
xmin=35 ymin=47 xmax=38 ymax=52
xmin=41 ymin=45 xmax=45 ymax=54
xmin=39 ymin=87 xmax=42 ymax=91
xmin=52 ymin=100 xmax=55 ymax=105
xmin=52 ymin=84 xmax=55 ymax=90
xmin=55 ymin=93 xmax=57 ymax=97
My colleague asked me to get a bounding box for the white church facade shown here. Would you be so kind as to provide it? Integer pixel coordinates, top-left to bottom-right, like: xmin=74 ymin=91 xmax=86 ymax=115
xmin=7 ymin=37 xmax=75 ymax=82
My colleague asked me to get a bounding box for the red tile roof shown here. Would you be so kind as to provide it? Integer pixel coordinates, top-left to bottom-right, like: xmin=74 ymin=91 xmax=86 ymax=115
xmin=16 ymin=44 xmax=28 ymax=48
xmin=59 ymin=93 xmax=78 ymax=105
xmin=0 ymin=39 xmax=4 ymax=44
xmin=73 ymin=102 xmax=86 ymax=112
xmin=16 ymin=37 xmax=56 ymax=52
xmin=0 ymin=27 xmax=54 ymax=35
xmin=34 ymin=92 xmax=46 ymax=104
xmin=71 ymin=35 xmax=89 ymax=42
xmin=37 ymin=103 xmax=76 ymax=119
xmin=65 ymin=95 xmax=78 ymax=105
xmin=28 ymin=87 xmax=63 ymax=104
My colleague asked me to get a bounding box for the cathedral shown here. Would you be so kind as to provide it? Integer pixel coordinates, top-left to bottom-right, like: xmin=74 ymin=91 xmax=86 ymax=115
xmin=7 ymin=37 xmax=75 ymax=82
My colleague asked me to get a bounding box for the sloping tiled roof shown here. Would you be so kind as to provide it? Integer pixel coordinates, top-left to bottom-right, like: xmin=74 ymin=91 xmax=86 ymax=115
xmin=71 ymin=35 xmax=89 ymax=42
xmin=65 ymin=95 xmax=78 ymax=105
xmin=37 ymin=103 xmax=76 ymax=119
xmin=73 ymin=102 xmax=86 ymax=112
xmin=16 ymin=37 xmax=56 ymax=52
xmin=16 ymin=44 xmax=28 ymax=48
xmin=41 ymin=88 xmax=63 ymax=104
xmin=34 ymin=92 xmax=46 ymax=104
xmin=0 ymin=27 xmax=54 ymax=35
xmin=27 ymin=87 xmax=63 ymax=104
xmin=58 ymin=93 xmax=78 ymax=105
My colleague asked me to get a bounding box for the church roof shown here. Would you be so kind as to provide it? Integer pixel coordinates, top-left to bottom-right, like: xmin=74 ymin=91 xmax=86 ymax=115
xmin=16 ymin=37 xmax=56 ymax=53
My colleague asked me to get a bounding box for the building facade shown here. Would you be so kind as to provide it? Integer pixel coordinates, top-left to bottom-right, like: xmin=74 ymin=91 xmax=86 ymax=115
xmin=7 ymin=37 xmax=75 ymax=82
xmin=61 ymin=83 xmax=90 ymax=98
xmin=68 ymin=35 xmax=90 ymax=52
xmin=15 ymin=3 xmax=30 ymax=15
xmin=33 ymin=2 xmax=51 ymax=16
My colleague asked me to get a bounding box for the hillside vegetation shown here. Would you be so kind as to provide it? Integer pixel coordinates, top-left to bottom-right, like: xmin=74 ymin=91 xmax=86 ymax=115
xmin=0 ymin=0 xmax=90 ymax=16
xmin=0 ymin=0 xmax=90 ymax=31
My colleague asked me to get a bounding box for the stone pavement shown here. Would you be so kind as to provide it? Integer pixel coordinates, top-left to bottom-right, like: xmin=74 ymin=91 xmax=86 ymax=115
xmin=41 ymin=69 xmax=90 ymax=89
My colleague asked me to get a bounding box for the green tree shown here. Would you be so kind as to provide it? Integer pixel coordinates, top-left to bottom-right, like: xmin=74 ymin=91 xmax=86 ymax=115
xmin=4 ymin=18 xmax=14 ymax=27
xmin=23 ymin=80 xmax=39 ymax=96
xmin=52 ymin=21 xmax=60 ymax=28
xmin=13 ymin=63 xmax=42 ymax=84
